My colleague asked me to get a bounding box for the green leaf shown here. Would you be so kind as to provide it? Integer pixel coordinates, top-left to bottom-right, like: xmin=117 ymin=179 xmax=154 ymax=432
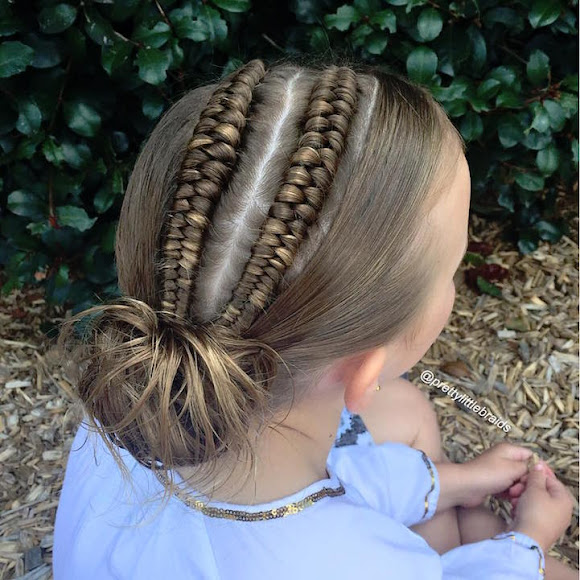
xmin=27 ymin=221 xmax=52 ymax=236
xmin=309 ymin=27 xmax=329 ymax=52
xmin=534 ymin=220 xmax=563 ymax=242
xmin=324 ymin=4 xmax=361 ymax=31
xmin=111 ymin=131 xmax=129 ymax=154
xmin=169 ymin=37 xmax=184 ymax=67
xmin=536 ymin=145 xmax=560 ymax=175
xmin=417 ymin=7 xmax=443 ymax=41
xmin=63 ymin=101 xmax=102 ymax=137
xmin=170 ymin=5 xmax=205 ymax=40
xmin=531 ymin=105 xmax=551 ymax=132
xmin=476 ymin=78 xmax=501 ymax=100
xmin=497 ymin=116 xmax=523 ymax=148
xmin=16 ymin=98 xmax=42 ymax=135
xmin=211 ymin=0 xmax=251 ymax=12
xmin=42 ymin=137 xmax=66 ymax=166
xmin=112 ymin=168 xmax=124 ymax=195
xmin=45 ymin=262 xmax=72 ymax=305
xmin=135 ymin=47 xmax=171 ymax=85
xmin=444 ymin=100 xmax=467 ymax=117
xmin=8 ymin=190 xmax=46 ymax=219
xmin=498 ymin=187 xmax=515 ymax=213
xmin=526 ymin=49 xmax=550 ymax=86
xmin=431 ymin=78 xmax=470 ymax=102
xmin=562 ymin=73 xmax=578 ymax=93
xmin=466 ymin=25 xmax=486 ymax=72
xmin=173 ymin=17 xmax=207 ymax=41
xmin=483 ymin=7 xmax=524 ymax=31
xmin=488 ymin=66 xmax=516 ymax=89
xmin=516 ymin=191 xmax=538 ymax=212
xmin=142 ymin=90 xmax=165 ymax=119
xmin=61 ymin=140 xmax=92 ymax=169
xmin=0 ymin=273 xmax=22 ymax=296
xmin=199 ymin=6 xmax=228 ymax=43
xmin=24 ymin=33 xmax=64 ymax=68
xmin=495 ymin=91 xmax=523 ymax=108
xmin=369 ymin=9 xmax=396 ymax=32
xmin=365 ymin=31 xmax=388 ymax=55
xmin=101 ymin=222 xmax=117 ymax=254
xmin=529 ymin=0 xmax=562 ymax=28
xmin=406 ymin=46 xmax=437 ymax=84
xmin=94 ymin=183 xmax=116 ymax=214
xmin=572 ymin=138 xmax=578 ymax=168
xmin=56 ymin=206 xmax=97 ymax=232
xmin=83 ymin=5 xmax=115 ymax=46
xmin=38 ymin=4 xmax=77 ymax=34
xmin=0 ymin=14 xmax=21 ymax=36
xmin=55 ymin=263 xmax=70 ymax=288
xmin=351 ymin=23 xmax=372 ymax=47
xmin=558 ymin=92 xmax=578 ymax=118
xmin=543 ymin=99 xmax=566 ymax=131
xmin=463 ymin=252 xmax=485 ymax=266
xmin=476 ymin=276 xmax=502 ymax=297
xmin=101 ymin=41 xmax=133 ymax=75
xmin=352 ymin=0 xmax=377 ymax=10
xmin=0 ymin=41 xmax=34 ymax=77
xmin=133 ymin=22 xmax=171 ymax=48
xmin=460 ymin=110 xmax=483 ymax=141
xmin=514 ymin=171 xmax=545 ymax=191
xmin=521 ymin=129 xmax=552 ymax=150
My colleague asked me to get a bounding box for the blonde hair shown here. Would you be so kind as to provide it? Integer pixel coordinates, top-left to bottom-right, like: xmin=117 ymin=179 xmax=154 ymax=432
xmin=56 ymin=56 xmax=465 ymax=510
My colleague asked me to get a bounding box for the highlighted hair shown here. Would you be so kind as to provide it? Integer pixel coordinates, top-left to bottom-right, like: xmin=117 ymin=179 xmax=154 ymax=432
xmin=56 ymin=55 xmax=465 ymax=512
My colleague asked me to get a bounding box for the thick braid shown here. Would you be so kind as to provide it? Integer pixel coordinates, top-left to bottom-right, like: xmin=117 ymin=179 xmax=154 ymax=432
xmin=216 ymin=65 xmax=359 ymax=335
xmin=160 ymin=59 xmax=268 ymax=318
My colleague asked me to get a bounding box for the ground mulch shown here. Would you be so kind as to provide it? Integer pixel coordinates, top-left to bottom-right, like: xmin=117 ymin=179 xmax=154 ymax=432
xmin=0 ymin=194 xmax=578 ymax=578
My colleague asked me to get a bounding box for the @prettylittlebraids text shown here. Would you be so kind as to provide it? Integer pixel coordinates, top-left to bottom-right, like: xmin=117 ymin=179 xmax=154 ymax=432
xmin=420 ymin=370 xmax=512 ymax=433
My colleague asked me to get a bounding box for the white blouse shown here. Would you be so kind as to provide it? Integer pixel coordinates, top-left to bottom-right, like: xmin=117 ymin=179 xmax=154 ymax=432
xmin=53 ymin=412 xmax=545 ymax=579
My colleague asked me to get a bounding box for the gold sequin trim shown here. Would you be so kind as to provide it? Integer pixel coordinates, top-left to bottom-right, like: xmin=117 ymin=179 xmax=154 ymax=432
xmin=155 ymin=471 xmax=346 ymax=521
xmin=491 ymin=534 xmax=545 ymax=577
xmin=419 ymin=450 xmax=435 ymax=519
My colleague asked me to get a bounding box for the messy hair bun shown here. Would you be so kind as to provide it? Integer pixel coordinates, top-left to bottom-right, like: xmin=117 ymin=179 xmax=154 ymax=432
xmin=57 ymin=56 xmax=465 ymax=506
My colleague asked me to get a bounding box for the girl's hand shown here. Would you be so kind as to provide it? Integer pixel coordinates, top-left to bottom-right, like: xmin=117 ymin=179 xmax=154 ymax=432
xmin=504 ymin=464 xmax=556 ymax=512
xmin=460 ymin=442 xmax=533 ymax=508
xmin=513 ymin=462 xmax=575 ymax=553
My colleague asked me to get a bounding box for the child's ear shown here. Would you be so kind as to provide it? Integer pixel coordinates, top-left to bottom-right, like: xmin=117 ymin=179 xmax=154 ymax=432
xmin=342 ymin=346 xmax=389 ymax=415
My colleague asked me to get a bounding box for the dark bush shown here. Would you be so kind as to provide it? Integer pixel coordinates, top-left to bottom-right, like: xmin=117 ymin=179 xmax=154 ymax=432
xmin=0 ymin=0 xmax=577 ymax=323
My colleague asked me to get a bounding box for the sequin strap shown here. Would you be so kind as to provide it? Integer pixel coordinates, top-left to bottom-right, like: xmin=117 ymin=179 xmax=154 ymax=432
xmin=155 ymin=470 xmax=346 ymax=521
xmin=491 ymin=532 xmax=546 ymax=578
xmin=419 ymin=450 xmax=436 ymax=520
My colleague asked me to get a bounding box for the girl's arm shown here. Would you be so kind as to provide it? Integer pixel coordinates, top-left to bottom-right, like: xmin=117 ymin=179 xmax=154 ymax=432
xmin=430 ymin=461 xmax=475 ymax=512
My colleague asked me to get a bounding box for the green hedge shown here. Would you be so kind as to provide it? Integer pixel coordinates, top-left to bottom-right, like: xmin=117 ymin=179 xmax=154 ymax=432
xmin=0 ymin=0 xmax=577 ymax=323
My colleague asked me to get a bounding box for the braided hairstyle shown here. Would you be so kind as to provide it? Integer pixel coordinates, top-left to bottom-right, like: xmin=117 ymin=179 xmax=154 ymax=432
xmin=57 ymin=56 xmax=465 ymax=506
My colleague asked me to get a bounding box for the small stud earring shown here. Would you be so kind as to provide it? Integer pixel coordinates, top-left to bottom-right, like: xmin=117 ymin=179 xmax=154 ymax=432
xmin=375 ymin=384 xmax=381 ymax=391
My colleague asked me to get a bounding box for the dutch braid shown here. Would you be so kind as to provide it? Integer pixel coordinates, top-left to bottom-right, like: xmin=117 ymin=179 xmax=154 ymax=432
xmin=160 ymin=59 xmax=268 ymax=318
xmin=216 ymin=65 xmax=359 ymax=335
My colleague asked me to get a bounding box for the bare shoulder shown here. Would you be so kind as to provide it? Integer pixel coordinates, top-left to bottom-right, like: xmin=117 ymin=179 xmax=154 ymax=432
xmin=357 ymin=376 xmax=435 ymax=447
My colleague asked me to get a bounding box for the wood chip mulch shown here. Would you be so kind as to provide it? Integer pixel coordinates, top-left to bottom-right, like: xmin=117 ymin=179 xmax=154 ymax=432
xmin=1 ymin=197 xmax=578 ymax=578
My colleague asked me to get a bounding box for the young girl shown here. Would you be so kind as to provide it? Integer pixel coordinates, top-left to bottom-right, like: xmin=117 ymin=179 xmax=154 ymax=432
xmin=53 ymin=58 xmax=574 ymax=579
